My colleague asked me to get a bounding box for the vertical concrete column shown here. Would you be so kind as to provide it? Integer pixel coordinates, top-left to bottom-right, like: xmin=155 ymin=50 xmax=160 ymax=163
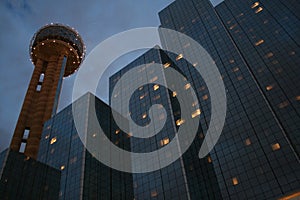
xmin=10 ymin=59 xmax=43 ymax=152
xmin=25 ymin=56 xmax=61 ymax=159
xmin=44 ymin=55 xmax=65 ymax=122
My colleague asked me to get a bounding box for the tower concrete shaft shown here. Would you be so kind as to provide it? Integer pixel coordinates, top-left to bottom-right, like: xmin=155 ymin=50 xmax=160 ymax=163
xmin=10 ymin=24 xmax=85 ymax=159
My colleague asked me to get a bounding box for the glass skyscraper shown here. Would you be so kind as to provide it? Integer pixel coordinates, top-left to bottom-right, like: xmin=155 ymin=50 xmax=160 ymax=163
xmin=37 ymin=93 xmax=133 ymax=200
xmin=109 ymin=0 xmax=299 ymax=199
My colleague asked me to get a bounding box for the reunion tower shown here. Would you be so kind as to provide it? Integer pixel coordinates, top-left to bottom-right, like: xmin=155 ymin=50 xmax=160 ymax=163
xmin=10 ymin=23 xmax=85 ymax=159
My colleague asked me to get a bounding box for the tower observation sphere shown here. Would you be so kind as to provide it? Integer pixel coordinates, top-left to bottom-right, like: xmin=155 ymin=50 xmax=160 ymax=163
xmin=10 ymin=23 xmax=85 ymax=159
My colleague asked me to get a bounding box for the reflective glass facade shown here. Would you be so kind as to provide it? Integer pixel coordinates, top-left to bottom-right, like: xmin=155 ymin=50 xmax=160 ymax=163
xmin=0 ymin=149 xmax=60 ymax=200
xmin=109 ymin=0 xmax=299 ymax=199
xmin=158 ymin=0 xmax=299 ymax=199
xmin=38 ymin=93 xmax=133 ymax=200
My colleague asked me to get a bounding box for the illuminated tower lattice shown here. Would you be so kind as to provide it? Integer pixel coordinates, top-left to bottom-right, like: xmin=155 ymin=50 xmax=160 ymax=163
xmin=10 ymin=23 xmax=85 ymax=159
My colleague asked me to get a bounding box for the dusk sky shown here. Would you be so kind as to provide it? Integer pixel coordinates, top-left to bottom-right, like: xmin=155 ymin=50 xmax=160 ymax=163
xmin=0 ymin=0 xmax=223 ymax=151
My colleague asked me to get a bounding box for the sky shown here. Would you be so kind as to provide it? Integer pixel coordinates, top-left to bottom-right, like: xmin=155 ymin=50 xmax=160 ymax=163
xmin=0 ymin=0 xmax=223 ymax=152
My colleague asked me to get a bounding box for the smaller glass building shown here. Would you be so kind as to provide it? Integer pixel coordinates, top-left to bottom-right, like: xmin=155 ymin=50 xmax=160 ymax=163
xmin=0 ymin=149 xmax=60 ymax=200
xmin=37 ymin=92 xmax=133 ymax=200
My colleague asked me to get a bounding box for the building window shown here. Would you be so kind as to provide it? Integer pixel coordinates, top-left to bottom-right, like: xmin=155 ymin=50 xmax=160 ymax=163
xmin=183 ymin=43 xmax=190 ymax=48
xmin=251 ymin=2 xmax=259 ymax=8
xmin=184 ymin=83 xmax=191 ymax=90
xmin=271 ymin=143 xmax=281 ymax=151
xmin=265 ymin=52 xmax=274 ymax=58
xmin=255 ymin=7 xmax=263 ymax=13
xmin=36 ymin=84 xmax=42 ymax=91
xmin=140 ymin=94 xmax=145 ymax=100
xmin=295 ymin=96 xmax=300 ymax=101
xmin=278 ymin=191 xmax=300 ymax=200
xmin=176 ymin=54 xmax=183 ymax=61
xmin=191 ymin=109 xmax=201 ymax=118
xmin=266 ymin=85 xmax=273 ymax=91
xmin=255 ymin=39 xmax=264 ymax=46
xmin=278 ymin=101 xmax=289 ymax=109
xmin=151 ymin=190 xmax=158 ymax=197
xmin=232 ymin=177 xmax=239 ymax=185
xmin=60 ymin=165 xmax=65 ymax=170
xmin=202 ymin=94 xmax=208 ymax=100
xmin=233 ymin=67 xmax=239 ymax=72
xmin=163 ymin=62 xmax=171 ymax=68
xmin=237 ymin=76 xmax=243 ymax=81
xmin=153 ymin=84 xmax=159 ymax=91
xmin=50 ymin=137 xmax=57 ymax=145
xmin=176 ymin=119 xmax=185 ymax=126
xmin=150 ymin=76 xmax=158 ymax=83
xmin=160 ymin=138 xmax=170 ymax=146
xmin=245 ymin=138 xmax=251 ymax=146
xmin=207 ymin=156 xmax=212 ymax=163
xmin=172 ymin=91 xmax=177 ymax=97
xmin=153 ymin=95 xmax=160 ymax=100
xmin=142 ymin=113 xmax=147 ymax=119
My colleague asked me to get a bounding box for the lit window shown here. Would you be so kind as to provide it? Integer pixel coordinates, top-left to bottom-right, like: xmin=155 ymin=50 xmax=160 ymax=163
xmin=233 ymin=67 xmax=239 ymax=72
xmin=278 ymin=191 xmax=300 ymax=200
xmin=271 ymin=143 xmax=280 ymax=151
xmin=191 ymin=109 xmax=201 ymax=118
xmin=202 ymin=94 xmax=208 ymax=100
xmin=183 ymin=43 xmax=190 ymax=48
xmin=139 ymin=86 xmax=143 ymax=90
xmin=45 ymin=134 xmax=50 ymax=139
xmin=153 ymin=95 xmax=160 ymax=100
xmin=140 ymin=94 xmax=145 ymax=100
xmin=192 ymin=101 xmax=198 ymax=107
xmin=237 ymin=76 xmax=243 ymax=81
xmin=255 ymin=7 xmax=263 ymax=13
xmin=278 ymin=101 xmax=289 ymax=109
xmin=193 ymin=62 xmax=198 ymax=67
xmin=289 ymin=51 xmax=295 ymax=56
xmin=229 ymin=24 xmax=237 ymax=30
xmin=163 ymin=62 xmax=171 ymax=68
xmin=176 ymin=54 xmax=183 ymax=61
xmin=255 ymin=39 xmax=264 ymax=46
xmin=266 ymin=85 xmax=273 ymax=91
xmin=151 ymin=190 xmax=158 ymax=197
xmin=229 ymin=59 xmax=235 ymax=63
xmin=295 ymin=96 xmax=300 ymax=101
xmin=232 ymin=177 xmax=239 ymax=185
xmin=207 ymin=156 xmax=212 ymax=163
xmin=60 ymin=165 xmax=65 ymax=170
xmin=115 ymin=129 xmax=120 ymax=135
xmin=265 ymin=52 xmax=274 ymax=58
xmin=176 ymin=119 xmax=185 ymax=126
xmin=92 ymin=133 xmax=97 ymax=138
xmin=251 ymin=2 xmax=259 ymax=8
xmin=142 ymin=113 xmax=147 ymax=119
xmin=245 ymin=138 xmax=251 ymax=146
xmin=153 ymin=84 xmax=159 ymax=91
xmin=50 ymin=137 xmax=57 ymax=145
xmin=160 ymin=138 xmax=170 ymax=146
xmin=150 ymin=76 xmax=158 ymax=83
xmin=172 ymin=91 xmax=177 ymax=97
xmin=199 ymin=86 xmax=206 ymax=91
xmin=184 ymin=83 xmax=191 ymax=90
